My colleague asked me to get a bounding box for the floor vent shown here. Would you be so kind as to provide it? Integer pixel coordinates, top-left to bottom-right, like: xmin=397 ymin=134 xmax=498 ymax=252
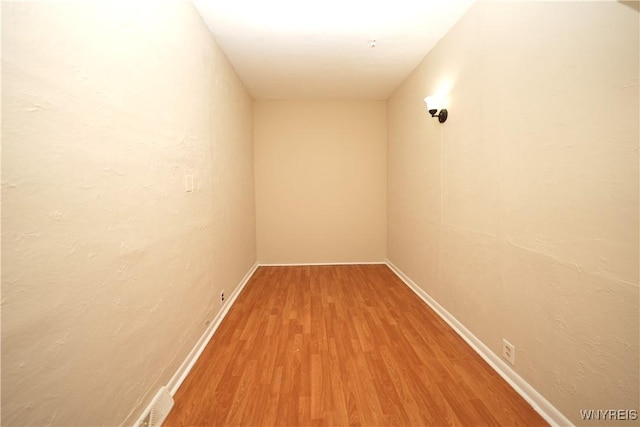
xmin=137 ymin=386 xmax=174 ymax=427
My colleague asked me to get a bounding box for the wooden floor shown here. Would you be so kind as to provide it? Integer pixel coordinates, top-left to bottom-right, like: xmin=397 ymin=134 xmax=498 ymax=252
xmin=165 ymin=265 xmax=547 ymax=426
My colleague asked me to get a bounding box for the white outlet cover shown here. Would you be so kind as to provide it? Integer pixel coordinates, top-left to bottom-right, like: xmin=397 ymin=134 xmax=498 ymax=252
xmin=502 ymin=339 xmax=515 ymax=366
xmin=185 ymin=175 xmax=194 ymax=192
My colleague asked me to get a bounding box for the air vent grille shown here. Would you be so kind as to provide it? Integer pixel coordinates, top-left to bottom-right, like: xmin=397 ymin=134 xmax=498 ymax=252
xmin=137 ymin=386 xmax=174 ymax=427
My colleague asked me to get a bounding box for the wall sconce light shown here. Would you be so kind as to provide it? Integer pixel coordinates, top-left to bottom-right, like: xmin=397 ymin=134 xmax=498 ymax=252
xmin=424 ymin=96 xmax=448 ymax=123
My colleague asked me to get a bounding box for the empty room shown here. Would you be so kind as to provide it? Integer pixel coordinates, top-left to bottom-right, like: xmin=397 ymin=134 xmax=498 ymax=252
xmin=2 ymin=0 xmax=638 ymax=426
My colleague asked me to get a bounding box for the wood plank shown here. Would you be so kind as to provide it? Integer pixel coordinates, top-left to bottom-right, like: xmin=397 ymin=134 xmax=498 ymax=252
xmin=164 ymin=265 xmax=547 ymax=426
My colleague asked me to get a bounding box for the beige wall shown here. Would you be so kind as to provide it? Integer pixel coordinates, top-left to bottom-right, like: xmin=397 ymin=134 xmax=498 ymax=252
xmin=1 ymin=1 xmax=256 ymax=425
xmin=3 ymin=0 xmax=638 ymax=426
xmin=254 ymin=101 xmax=386 ymax=264
xmin=387 ymin=2 xmax=639 ymax=425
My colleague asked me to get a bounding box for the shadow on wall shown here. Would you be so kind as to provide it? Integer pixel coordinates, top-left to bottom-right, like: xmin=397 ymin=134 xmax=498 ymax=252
xmin=619 ymin=1 xmax=639 ymax=12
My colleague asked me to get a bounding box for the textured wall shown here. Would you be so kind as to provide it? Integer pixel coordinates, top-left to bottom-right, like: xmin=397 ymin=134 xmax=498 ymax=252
xmin=254 ymin=101 xmax=387 ymax=264
xmin=387 ymin=2 xmax=638 ymax=425
xmin=1 ymin=1 xmax=256 ymax=425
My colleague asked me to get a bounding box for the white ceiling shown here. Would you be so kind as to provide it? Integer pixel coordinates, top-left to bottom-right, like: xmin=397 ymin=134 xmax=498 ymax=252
xmin=191 ymin=0 xmax=476 ymax=100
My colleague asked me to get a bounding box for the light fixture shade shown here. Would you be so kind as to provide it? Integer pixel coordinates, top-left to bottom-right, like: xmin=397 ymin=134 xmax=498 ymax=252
xmin=424 ymin=94 xmax=448 ymax=123
xmin=424 ymin=96 xmax=441 ymax=111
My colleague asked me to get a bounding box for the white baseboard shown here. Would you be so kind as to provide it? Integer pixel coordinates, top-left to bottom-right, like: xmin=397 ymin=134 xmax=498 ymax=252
xmin=385 ymin=259 xmax=573 ymax=427
xmin=166 ymin=262 xmax=259 ymax=396
xmin=257 ymin=261 xmax=387 ymax=267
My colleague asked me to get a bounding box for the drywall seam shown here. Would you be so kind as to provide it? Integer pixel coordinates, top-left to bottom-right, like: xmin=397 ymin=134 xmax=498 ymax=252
xmin=257 ymin=262 xmax=387 ymax=267
xmin=165 ymin=262 xmax=259 ymax=397
xmin=385 ymin=259 xmax=574 ymax=427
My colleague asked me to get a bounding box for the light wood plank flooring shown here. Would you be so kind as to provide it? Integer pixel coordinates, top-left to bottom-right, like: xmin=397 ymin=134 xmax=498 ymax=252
xmin=165 ymin=265 xmax=547 ymax=426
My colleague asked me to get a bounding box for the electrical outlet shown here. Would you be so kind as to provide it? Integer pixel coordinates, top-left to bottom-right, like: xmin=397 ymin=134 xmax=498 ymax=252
xmin=220 ymin=290 xmax=225 ymax=305
xmin=502 ymin=339 xmax=515 ymax=365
